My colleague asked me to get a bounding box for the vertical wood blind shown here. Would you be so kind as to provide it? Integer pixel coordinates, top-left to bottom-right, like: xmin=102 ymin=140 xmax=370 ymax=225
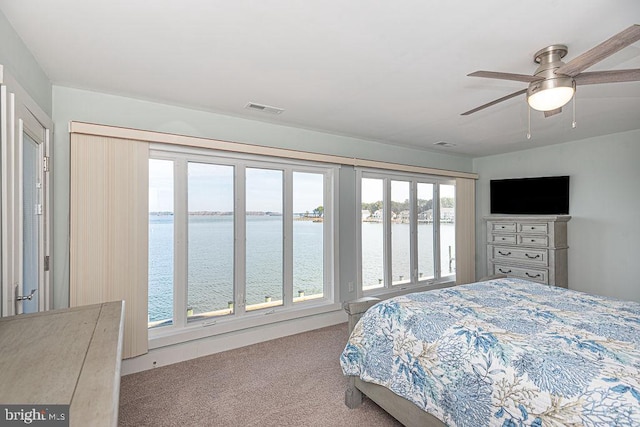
xmin=455 ymin=177 xmax=476 ymax=285
xmin=70 ymin=133 xmax=149 ymax=359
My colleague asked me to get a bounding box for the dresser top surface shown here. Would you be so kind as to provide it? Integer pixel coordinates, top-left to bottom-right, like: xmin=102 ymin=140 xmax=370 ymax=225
xmin=484 ymin=215 xmax=571 ymax=222
xmin=0 ymin=301 xmax=124 ymax=425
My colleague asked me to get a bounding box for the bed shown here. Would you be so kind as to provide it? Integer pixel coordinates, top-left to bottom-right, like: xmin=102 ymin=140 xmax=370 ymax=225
xmin=340 ymin=277 xmax=640 ymax=426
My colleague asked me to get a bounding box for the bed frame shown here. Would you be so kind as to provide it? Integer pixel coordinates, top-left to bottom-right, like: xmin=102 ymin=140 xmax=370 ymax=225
xmin=343 ymin=297 xmax=446 ymax=427
xmin=343 ymin=276 xmax=507 ymax=426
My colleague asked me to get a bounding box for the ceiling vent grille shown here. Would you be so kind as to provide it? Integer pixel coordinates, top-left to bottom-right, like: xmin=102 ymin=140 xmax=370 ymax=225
xmin=245 ymin=102 xmax=284 ymax=115
xmin=433 ymin=141 xmax=456 ymax=147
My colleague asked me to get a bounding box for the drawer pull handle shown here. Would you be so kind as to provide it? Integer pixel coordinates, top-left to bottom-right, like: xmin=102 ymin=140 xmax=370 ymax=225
xmin=525 ymin=272 xmax=542 ymax=278
xmin=498 ymin=251 xmax=511 ymax=256
xmin=499 ymin=268 xmax=512 ymax=274
xmin=525 ymin=254 xmax=541 ymax=259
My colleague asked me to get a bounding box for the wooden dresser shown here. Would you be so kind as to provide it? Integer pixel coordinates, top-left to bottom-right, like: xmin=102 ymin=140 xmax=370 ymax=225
xmin=0 ymin=301 xmax=124 ymax=426
xmin=485 ymin=215 xmax=571 ymax=287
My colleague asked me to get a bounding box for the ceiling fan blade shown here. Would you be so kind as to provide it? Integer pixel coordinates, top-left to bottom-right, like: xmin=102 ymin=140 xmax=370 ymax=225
xmin=461 ymin=89 xmax=527 ymax=116
xmin=574 ymin=69 xmax=640 ymax=85
xmin=555 ymin=24 xmax=640 ymax=77
xmin=544 ymin=108 xmax=562 ymax=118
xmin=468 ymin=71 xmax=543 ymax=83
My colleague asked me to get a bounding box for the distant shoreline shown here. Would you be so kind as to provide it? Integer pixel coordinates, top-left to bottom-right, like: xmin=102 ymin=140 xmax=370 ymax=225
xmin=150 ymin=211 xmax=325 ymax=219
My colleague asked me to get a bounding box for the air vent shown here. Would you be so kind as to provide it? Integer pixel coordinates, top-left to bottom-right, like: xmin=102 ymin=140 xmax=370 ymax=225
xmin=433 ymin=141 xmax=456 ymax=147
xmin=245 ymin=102 xmax=284 ymax=115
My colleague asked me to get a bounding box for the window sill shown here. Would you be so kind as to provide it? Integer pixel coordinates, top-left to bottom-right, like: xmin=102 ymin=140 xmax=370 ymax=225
xmin=148 ymin=299 xmax=342 ymax=349
xmin=363 ymin=278 xmax=456 ymax=301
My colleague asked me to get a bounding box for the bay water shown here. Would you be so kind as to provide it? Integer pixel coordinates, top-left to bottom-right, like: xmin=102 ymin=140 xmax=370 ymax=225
xmin=149 ymin=215 xmax=454 ymax=322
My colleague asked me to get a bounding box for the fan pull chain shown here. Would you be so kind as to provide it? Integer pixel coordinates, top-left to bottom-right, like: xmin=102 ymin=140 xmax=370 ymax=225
xmin=572 ymin=93 xmax=576 ymax=128
xmin=527 ymin=105 xmax=531 ymax=139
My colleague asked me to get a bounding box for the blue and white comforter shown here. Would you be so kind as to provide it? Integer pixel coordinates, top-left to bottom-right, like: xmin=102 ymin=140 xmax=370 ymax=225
xmin=340 ymin=278 xmax=640 ymax=426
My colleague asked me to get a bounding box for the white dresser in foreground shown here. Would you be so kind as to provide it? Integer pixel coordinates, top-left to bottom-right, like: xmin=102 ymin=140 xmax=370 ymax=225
xmin=485 ymin=215 xmax=571 ymax=287
xmin=0 ymin=301 xmax=124 ymax=426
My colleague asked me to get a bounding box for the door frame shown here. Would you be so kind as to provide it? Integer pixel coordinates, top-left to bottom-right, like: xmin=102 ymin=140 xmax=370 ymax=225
xmin=0 ymin=65 xmax=53 ymax=316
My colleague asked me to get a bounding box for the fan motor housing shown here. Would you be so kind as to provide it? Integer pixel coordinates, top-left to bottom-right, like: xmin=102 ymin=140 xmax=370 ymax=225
xmin=533 ymin=44 xmax=569 ymax=76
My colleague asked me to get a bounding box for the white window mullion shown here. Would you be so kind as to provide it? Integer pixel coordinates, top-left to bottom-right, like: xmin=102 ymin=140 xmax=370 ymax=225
xmin=354 ymin=169 xmax=363 ymax=297
xmin=235 ymin=164 xmax=247 ymax=316
xmin=173 ymin=158 xmax=188 ymax=328
xmin=324 ymin=171 xmax=335 ymax=301
xmin=410 ymin=180 xmax=418 ymax=285
xmin=383 ymin=178 xmax=391 ymax=289
xmin=433 ymin=184 xmax=441 ymax=280
xmin=283 ymin=168 xmax=293 ymax=308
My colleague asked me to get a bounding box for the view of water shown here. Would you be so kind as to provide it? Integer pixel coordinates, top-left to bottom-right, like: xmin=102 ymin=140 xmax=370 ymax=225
xmin=361 ymin=221 xmax=455 ymax=290
xmin=149 ymin=215 xmax=324 ymax=322
xmin=149 ymin=215 xmax=455 ymax=323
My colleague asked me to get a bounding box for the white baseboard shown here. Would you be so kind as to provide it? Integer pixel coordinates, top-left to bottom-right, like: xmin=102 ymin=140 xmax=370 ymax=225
xmin=121 ymin=308 xmax=347 ymax=375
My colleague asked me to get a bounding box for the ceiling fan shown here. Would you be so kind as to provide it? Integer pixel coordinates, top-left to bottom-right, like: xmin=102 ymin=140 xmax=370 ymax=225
xmin=462 ymin=24 xmax=640 ymax=117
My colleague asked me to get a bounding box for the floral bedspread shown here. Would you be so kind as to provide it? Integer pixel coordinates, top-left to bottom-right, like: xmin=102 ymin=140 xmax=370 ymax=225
xmin=340 ymin=278 xmax=640 ymax=427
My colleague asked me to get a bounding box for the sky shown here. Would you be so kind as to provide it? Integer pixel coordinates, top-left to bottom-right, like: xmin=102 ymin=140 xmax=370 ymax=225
xmin=149 ymin=159 xmax=323 ymax=213
xmin=362 ymin=178 xmax=454 ymax=203
xmin=150 ymin=159 xmax=454 ymax=213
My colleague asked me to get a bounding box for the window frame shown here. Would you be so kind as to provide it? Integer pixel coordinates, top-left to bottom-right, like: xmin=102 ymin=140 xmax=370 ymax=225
xmin=148 ymin=145 xmax=340 ymax=347
xmin=356 ymin=168 xmax=456 ymax=297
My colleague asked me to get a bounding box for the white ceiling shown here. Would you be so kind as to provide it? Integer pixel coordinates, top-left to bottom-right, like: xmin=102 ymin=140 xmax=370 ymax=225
xmin=1 ymin=1 xmax=639 ymax=157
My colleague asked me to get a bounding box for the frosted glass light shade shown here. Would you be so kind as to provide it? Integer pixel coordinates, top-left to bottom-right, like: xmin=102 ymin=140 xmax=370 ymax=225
xmin=528 ymin=86 xmax=574 ymax=111
xmin=527 ymin=77 xmax=575 ymax=111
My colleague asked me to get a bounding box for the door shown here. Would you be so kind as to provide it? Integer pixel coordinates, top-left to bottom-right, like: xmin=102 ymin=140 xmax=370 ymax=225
xmin=0 ymin=68 xmax=52 ymax=317
xmin=18 ymin=123 xmax=46 ymax=314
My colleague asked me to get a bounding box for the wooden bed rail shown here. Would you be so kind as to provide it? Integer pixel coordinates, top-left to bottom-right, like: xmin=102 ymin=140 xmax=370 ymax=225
xmin=343 ymin=297 xmax=381 ymax=334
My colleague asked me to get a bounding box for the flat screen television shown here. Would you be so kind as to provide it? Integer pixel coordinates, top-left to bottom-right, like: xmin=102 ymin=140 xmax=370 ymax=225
xmin=490 ymin=176 xmax=570 ymax=215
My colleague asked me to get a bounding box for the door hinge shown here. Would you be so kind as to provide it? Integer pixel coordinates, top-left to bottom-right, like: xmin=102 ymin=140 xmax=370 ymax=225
xmin=44 ymin=255 xmax=50 ymax=271
xmin=43 ymin=156 xmax=50 ymax=172
xmin=35 ymin=204 xmax=43 ymax=215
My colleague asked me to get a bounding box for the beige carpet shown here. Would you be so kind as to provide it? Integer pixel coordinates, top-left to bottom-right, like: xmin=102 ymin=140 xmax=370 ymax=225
xmin=119 ymin=323 xmax=402 ymax=426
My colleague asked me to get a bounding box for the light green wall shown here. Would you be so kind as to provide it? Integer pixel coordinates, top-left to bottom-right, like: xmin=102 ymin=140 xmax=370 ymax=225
xmin=0 ymin=10 xmax=52 ymax=116
xmin=473 ymin=129 xmax=640 ymax=302
xmin=51 ymin=85 xmax=473 ymax=308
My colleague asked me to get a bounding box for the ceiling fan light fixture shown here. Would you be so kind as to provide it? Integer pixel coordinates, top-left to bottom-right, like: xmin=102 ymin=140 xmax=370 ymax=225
xmin=527 ymin=77 xmax=575 ymax=112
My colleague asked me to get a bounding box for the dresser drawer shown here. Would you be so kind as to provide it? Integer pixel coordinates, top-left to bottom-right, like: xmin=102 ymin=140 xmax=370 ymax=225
xmin=518 ymin=222 xmax=548 ymax=234
xmin=492 ymin=264 xmax=548 ymax=284
xmin=491 ymin=222 xmax=516 ymax=232
xmin=490 ymin=234 xmax=517 ymax=244
xmin=491 ymin=246 xmax=548 ymax=266
xmin=518 ymin=235 xmax=548 ymax=246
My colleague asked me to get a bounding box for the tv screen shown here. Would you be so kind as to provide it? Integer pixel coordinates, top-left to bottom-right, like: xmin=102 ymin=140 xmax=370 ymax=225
xmin=490 ymin=176 xmax=570 ymax=215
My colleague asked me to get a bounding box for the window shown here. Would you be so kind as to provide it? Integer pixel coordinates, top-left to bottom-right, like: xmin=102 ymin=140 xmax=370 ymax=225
xmin=148 ymin=148 xmax=336 ymax=334
xmin=361 ymin=178 xmax=384 ymax=290
xmin=293 ymin=172 xmax=325 ymax=302
xmin=359 ymin=170 xmax=455 ymax=293
xmin=148 ymin=159 xmax=175 ymax=327
xmin=439 ymin=183 xmax=456 ymax=279
xmin=417 ymin=182 xmax=435 ymax=281
xmin=188 ymin=162 xmax=235 ymax=318
xmin=391 ymin=180 xmax=411 ymax=285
